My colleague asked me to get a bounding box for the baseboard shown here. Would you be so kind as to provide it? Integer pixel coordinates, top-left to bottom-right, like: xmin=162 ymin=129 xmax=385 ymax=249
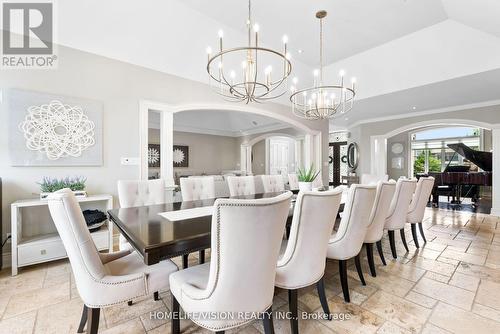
xmin=490 ymin=208 xmax=500 ymax=217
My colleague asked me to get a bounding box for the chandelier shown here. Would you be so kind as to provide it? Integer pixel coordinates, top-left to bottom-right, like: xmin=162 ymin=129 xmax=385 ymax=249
xmin=205 ymin=0 xmax=292 ymax=103
xmin=290 ymin=11 xmax=356 ymax=120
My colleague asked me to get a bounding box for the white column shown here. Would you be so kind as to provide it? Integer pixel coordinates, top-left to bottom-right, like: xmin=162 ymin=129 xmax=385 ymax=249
xmin=304 ymin=134 xmax=313 ymax=168
xmin=491 ymin=128 xmax=500 ymax=217
xmin=370 ymin=135 xmax=387 ymax=177
xmin=160 ymin=111 xmax=174 ymax=187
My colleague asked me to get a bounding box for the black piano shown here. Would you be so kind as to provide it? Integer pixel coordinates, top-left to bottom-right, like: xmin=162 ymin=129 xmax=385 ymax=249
xmin=419 ymin=143 xmax=492 ymax=207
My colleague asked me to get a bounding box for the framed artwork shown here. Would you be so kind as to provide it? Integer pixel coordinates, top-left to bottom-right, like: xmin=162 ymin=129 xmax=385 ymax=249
xmin=148 ymin=144 xmax=160 ymax=168
xmin=173 ymin=145 xmax=189 ymax=167
xmin=7 ymin=89 xmax=103 ymax=166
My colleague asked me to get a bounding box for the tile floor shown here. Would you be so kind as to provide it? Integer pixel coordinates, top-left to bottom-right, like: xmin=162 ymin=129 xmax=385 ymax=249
xmin=1 ymin=207 xmax=500 ymax=334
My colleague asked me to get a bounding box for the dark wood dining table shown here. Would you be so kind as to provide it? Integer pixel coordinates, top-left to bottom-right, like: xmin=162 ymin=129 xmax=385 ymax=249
xmin=108 ymin=190 xmax=345 ymax=266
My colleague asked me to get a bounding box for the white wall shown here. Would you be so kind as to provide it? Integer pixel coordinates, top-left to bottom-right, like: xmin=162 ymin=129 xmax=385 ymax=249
xmin=0 ymin=44 xmax=329 ymax=248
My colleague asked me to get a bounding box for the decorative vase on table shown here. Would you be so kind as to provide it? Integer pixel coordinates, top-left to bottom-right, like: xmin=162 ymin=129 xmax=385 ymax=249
xmin=297 ymin=165 xmax=320 ymax=192
xmin=298 ymin=182 xmax=313 ymax=192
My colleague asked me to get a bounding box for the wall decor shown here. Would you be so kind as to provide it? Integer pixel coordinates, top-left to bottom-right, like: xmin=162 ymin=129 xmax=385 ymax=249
xmin=392 ymin=157 xmax=404 ymax=170
xmin=391 ymin=142 xmax=404 ymax=155
xmin=148 ymin=144 xmax=161 ymax=168
xmin=173 ymin=145 xmax=189 ymax=167
xmin=7 ymin=89 xmax=103 ymax=166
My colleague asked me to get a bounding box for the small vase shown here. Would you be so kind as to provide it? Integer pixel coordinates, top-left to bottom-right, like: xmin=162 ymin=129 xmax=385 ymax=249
xmin=298 ymin=182 xmax=313 ymax=192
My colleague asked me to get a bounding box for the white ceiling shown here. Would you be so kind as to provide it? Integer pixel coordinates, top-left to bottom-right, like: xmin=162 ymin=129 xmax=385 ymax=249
xmin=149 ymin=109 xmax=292 ymax=137
xmin=51 ymin=0 xmax=500 ymax=129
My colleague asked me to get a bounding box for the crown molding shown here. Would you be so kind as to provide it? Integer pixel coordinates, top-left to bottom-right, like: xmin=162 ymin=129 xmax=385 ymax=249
xmin=172 ymin=122 xmax=290 ymax=138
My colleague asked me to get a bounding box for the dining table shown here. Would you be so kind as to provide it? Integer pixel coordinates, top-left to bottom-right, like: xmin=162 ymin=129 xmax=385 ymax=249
xmin=108 ymin=188 xmax=347 ymax=267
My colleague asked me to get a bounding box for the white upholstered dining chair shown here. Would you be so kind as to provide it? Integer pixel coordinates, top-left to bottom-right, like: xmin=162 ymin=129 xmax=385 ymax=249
xmin=383 ymin=178 xmax=417 ymax=258
xmin=276 ymin=189 xmax=342 ymax=333
xmin=117 ymin=179 xmax=165 ymax=249
xmin=407 ymin=176 xmax=435 ymax=247
xmin=47 ymin=189 xmax=178 ymax=334
xmin=227 ymin=175 xmax=256 ymax=196
xmin=261 ymin=174 xmax=285 ymax=193
xmin=288 ymin=173 xmax=299 ymax=190
xmin=180 ymin=176 xmax=216 ymax=201
xmin=326 ymin=184 xmax=377 ymax=302
xmin=169 ymin=192 xmax=293 ymax=334
xmin=363 ymin=181 xmax=396 ymax=277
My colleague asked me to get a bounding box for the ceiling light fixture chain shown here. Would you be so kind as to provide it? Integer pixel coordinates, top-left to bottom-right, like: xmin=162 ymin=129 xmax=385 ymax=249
xmin=206 ymin=0 xmax=292 ymax=104
xmin=290 ymin=10 xmax=356 ymax=120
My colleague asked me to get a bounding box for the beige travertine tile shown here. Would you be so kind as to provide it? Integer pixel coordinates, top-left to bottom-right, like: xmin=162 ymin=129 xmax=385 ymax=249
xmin=33 ymin=298 xmax=92 ymax=334
xmin=348 ymin=269 xmax=414 ymax=298
xmin=439 ymin=248 xmax=486 ymax=265
xmin=361 ymin=291 xmax=430 ymax=333
xmin=0 ymin=267 xmax=45 ymax=297
xmin=420 ymin=323 xmax=452 ymax=334
xmin=456 ymin=262 xmax=500 ymax=283
xmin=320 ymin=296 xmax=384 ymax=334
xmin=100 ymin=318 xmax=145 ymax=334
xmin=3 ymin=281 xmax=70 ymax=319
xmin=429 ymin=302 xmax=500 ymax=333
xmin=0 ymin=310 xmax=36 ymax=334
xmin=412 ymin=278 xmax=474 ymax=310
xmin=408 ymin=257 xmax=456 ymax=276
xmin=336 ymin=289 xmax=368 ymax=305
xmin=376 ymin=321 xmax=412 ymax=334
xmin=475 ymin=279 xmax=500 ymax=311
xmin=140 ymin=306 xmax=170 ymax=331
xmin=103 ymin=295 xmax=165 ymax=328
xmin=375 ymin=262 xmax=425 ymax=282
xmin=404 ymin=291 xmax=437 ymax=309
xmin=449 ymin=272 xmax=480 ymax=292
xmin=472 ymin=303 xmax=500 ymax=323
xmin=423 ymin=271 xmax=450 ymax=283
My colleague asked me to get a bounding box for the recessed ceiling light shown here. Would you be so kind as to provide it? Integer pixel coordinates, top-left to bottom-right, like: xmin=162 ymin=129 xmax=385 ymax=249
xmin=412 ymin=106 xmax=417 ymax=110
xmin=344 ymin=117 xmax=349 ymax=121
xmin=298 ymin=49 xmax=303 ymax=54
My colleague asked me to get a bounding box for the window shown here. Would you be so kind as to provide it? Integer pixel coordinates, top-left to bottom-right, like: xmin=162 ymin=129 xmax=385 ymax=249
xmin=410 ymin=127 xmax=481 ymax=176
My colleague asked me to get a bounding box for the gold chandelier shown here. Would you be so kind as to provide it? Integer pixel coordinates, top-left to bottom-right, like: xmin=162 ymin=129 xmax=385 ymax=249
xmin=290 ymin=11 xmax=356 ymax=120
xmin=206 ymin=0 xmax=292 ymax=103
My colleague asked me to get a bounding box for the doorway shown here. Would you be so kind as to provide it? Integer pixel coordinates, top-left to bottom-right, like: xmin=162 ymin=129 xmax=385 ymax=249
xmin=329 ymin=141 xmax=347 ymax=186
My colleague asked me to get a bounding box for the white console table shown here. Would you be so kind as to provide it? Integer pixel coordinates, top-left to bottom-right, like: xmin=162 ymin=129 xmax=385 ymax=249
xmin=11 ymin=194 xmax=113 ymax=276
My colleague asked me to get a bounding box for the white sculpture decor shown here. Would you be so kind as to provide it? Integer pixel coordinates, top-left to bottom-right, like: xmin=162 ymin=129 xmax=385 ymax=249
xmin=19 ymin=100 xmax=95 ymax=160
xmin=173 ymin=148 xmax=185 ymax=164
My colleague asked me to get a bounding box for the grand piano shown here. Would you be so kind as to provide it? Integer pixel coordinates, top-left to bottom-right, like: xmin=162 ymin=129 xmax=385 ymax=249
xmin=420 ymin=143 xmax=492 ymax=207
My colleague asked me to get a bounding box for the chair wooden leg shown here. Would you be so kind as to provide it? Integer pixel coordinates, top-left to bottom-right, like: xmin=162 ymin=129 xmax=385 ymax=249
xmin=127 ymin=300 xmax=133 ymax=306
xmin=400 ymin=228 xmax=410 ymax=252
xmin=354 ymin=255 xmax=366 ymax=286
xmin=86 ymin=307 xmax=100 ymax=334
xmin=77 ymin=305 xmax=87 ymax=333
xmin=199 ymin=250 xmax=205 ymax=264
xmin=286 ymin=224 xmax=291 ymax=240
xmin=153 ymin=291 xmax=159 ymax=301
xmin=411 ymin=224 xmax=419 ymax=248
xmin=288 ymin=289 xmax=299 ymax=334
xmin=376 ymin=240 xmax=386 ymax=265
xmin=182 ymin=254 xmax=189 ymax=269
xmin=418 ymin=222 xmax=427 ymax=243
xmin=171 ymin=296 xmax=180 ymax=334
xmin=215 ymin=331 xmax=225 ymax=334
xmin=365 ymin=243 xmax=376 ymax=277
xmin=316 ymin=276 xmax=332 ymax=320
xmin=389 ymin=230 xmax=398 ymax=258
xmin=339 ymin=260 xmax=350 ymax=302
xmin=262 ymin=306 xmax=275 ymax=334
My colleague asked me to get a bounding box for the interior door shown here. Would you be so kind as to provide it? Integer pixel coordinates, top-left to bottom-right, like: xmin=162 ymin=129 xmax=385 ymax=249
xmin=329 ymin=141 xmax=348 ymax=186
xmin=269 ymin=139 xmax=289 ymax=176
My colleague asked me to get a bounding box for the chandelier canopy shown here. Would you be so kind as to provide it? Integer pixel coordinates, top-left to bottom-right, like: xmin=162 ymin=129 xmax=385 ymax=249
xmin=206 ymin=0 xmax=292 ymax=103
xmin=290 ymin=11 xmax=356 ymax=120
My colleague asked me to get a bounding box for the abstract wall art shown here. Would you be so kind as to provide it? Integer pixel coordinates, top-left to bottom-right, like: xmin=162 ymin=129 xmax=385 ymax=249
xmin=148 ymin=144 xmax=160 ymax=168
xmin=173 ymin=145 xmax=188 ymax=167
xmin=7 ymin=89 xmax=103 ymax=166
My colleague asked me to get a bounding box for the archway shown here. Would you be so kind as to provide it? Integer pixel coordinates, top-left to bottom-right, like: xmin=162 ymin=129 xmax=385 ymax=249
xmin=368 ymin=118 xmax=500 ymax=216
xmin=139 ymin=100 xmax=321 ymax=186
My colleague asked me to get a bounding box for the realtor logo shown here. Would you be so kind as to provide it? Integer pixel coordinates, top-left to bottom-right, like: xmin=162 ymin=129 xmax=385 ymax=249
xmin=2 ymin=1 xmax=57 ymax=68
